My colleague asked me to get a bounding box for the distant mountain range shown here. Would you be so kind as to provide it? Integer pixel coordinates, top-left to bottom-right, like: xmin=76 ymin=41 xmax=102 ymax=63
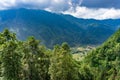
xmin=0 ymin=8 xmax=120 ymax=48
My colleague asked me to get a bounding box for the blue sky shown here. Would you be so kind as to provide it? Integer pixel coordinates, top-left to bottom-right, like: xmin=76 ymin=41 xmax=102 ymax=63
xmin=0 ymin=0 xmax=120 ymax=19
xmin=81 ymin=0 xmax=120 ymax=9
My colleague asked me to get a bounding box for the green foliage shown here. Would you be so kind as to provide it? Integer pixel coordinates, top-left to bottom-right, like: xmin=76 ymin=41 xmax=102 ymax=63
xmin=80 ymin=29 xmax=120 ymax=80
xmin=0 ymin=29 xmax=22 ymax=80
xmin=22 ymin=37 xmax=50 ymax=80
xmin=0 ymin=28 xmax=120 ymax=80
xmin=49 ymin=43 xmax=79 ymax=80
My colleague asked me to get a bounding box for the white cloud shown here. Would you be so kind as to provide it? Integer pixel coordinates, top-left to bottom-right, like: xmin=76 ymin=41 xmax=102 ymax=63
xmin=63 ymin=6 xmax=120 ymax=20
xmin=47 ymin=0 xmax=71 ymax=11
xmin=0 ymin=0 xmax=16 ymax=9
xmin=0 ymin=0 xmax=72 ymax=11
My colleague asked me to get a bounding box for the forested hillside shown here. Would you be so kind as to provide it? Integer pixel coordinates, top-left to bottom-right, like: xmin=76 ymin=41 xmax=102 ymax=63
xmin=81 ymin=28 xmax=120 ymax=80
xmin=0 ymin=29 xmax=79 ymax=80
xmin=0 ymin=28 xmax=120 ymax=80
xmin=0 ymin=9 xmax=119 ymax=48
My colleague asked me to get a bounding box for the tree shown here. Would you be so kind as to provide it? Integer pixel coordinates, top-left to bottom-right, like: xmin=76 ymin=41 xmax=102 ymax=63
xmin=22 ymin=37 xmax=50 ymax=80
xmin=49 ymin=43 xmax=79 ymax=80
xmin=1 ymin=30 xmax=22 ymax=80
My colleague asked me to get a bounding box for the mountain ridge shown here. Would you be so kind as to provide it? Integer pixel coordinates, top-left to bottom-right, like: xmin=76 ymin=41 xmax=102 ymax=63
xmin=0 ymin=8 xmax=119 ymax=48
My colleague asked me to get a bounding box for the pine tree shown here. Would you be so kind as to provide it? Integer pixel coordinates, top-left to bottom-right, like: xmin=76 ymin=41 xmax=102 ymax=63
xmin=49 ymin=45 xmax=60 ymax=80
xmin=49 ymin=43 xmax=79 ymax=80
xmin=35 ymin=46 xmax=50 ymax=80
xmin=22 ymin=37 xmax=40 ymax=80
xmin=22 ymin=37 xmax=50 ymax=80
xmin=1 ymin=29 xmax=22 ymax=80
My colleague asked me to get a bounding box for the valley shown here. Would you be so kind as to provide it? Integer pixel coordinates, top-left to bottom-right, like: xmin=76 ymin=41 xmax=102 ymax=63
xmin=0 ymin=0 xmax=120 ymax=80
xmin=0 ymin=8 xmax=120 ymax=48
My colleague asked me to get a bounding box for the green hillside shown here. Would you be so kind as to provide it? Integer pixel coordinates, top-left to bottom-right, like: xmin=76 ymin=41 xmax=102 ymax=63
xmin=0 ymin=28 xmax=120 ymax=80
xmin=80 ymin=29 xmax=120 ymax=80
xmin=0 ymin=9 xmax=119 ymax=48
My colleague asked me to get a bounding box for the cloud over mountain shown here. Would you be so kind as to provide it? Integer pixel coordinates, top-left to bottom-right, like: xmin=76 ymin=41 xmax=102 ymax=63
xmin=63 ymin=7 xmax=120 ymax=20
xmin=0 ymin=0 xmax=120 ymax=19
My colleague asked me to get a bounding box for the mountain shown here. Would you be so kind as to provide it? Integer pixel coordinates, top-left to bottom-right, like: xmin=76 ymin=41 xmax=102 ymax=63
xmin=82 ymin=29 xmax=120 ymax=79
xmin=0 ymin=8 xmax=119 ymax=48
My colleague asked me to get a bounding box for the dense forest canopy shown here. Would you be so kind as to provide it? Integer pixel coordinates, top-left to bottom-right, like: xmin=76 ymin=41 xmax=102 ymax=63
xmin=0 ymin=29 xmax=120 ymax=80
